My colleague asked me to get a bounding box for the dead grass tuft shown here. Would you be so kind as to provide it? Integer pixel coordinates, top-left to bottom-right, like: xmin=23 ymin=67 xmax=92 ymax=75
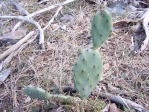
xmin=0 ymin=0 xmax=149 ymax=111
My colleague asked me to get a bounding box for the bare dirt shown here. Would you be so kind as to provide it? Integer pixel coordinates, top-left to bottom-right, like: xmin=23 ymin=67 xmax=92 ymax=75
xmin=0 ymin=0 xmax=149 ymax=111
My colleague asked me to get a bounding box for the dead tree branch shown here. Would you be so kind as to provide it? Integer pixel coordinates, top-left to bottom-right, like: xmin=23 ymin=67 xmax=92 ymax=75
xmin=0 ymin=34 xmax=36 ymax=71
xmin=0 ymin=31 xmax=34 ymax=62
xmin=12 ymin=0 xmax=76 ymax=30
xmin=141 ymin=9 xmax=149 ymax=51
xmin=98 ymin=92 xmax=148 ymax=112
xmin=0 ymin=16 xmax=44 ymax=44
xmin=11 ymin=1 xmax=30 ymax=31
xmin=11 ymin=1 xmax=30 ymax=15
xmin=43 ymin=6 xmax=62 ymax=31
xmin=28 ymin=0 xmax=76 ymax=18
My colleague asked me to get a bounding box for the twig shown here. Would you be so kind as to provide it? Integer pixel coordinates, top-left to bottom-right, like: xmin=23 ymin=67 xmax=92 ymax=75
xmin=98 ymin=92 xmax=148 ymax=112
xmin=2 ymin=0 xmax=76 ymax=45
xmin=101 ymin=104 xmax=110 ymax=112
xmin=0 ymin=34 xmax=36 ymax=71
xmin=11 ymin=1 xmax=30 ymax=15
xmin=0 ymin=31 xmax=34 ymax=61
xmin=11 ymin=1 xmax=30 ymax=31
xmin=23 ymin=100 xmax=38 ymax=108
xmin=28 ymin=0 xmax=76 ymax=18
xmin=43 ymin=6 xmax=62 ymax=31
xmin=12 ymin=0 xmax=76 ymax=30
xmin=0 ymin=16 xmax=44 ymax=44
xmin=38 ymin=0 xmax=50 ymax=4
xmin=12 ymin=22 xmax=24 ymax=32
xmin=141 ymin=9 xmax=149 ymax=51
xmin=117 ymin=95 xmax=130 ymax=110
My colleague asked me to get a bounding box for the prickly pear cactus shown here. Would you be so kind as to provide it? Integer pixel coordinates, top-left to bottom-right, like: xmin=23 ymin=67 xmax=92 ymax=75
xmin=24 ymin=85 xmax=51 ymax=100
xmin=91 ymin=10 xmax=112 ymax=49
xmin=24 ymin=85 xmax=81 ymax=104
xmin=73 ymin=49 xmax=103 ymax=99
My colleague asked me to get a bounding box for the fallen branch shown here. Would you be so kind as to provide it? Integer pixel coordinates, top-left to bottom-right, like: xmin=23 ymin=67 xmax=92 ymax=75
xmin=98 ymin=92 xmax=148 ymax=112
xmin=11 ymin=1 xmax=30 ymax=31
xmin=141 ymin=9 xmax=149 ymax=51
xmin=1 ymin=0 xmax=76 ymax=46
xmin=28 ymin=0 xmax=76 ymax=18
xmin=0 ymin=16 xmax=44 ymax=44
xmin=0 ymin=31 xmax=34 ymax=61
xmin=0 ymin=34 xmax=36 ymax=71
xmin=12 ymin=22 xmax=25 ymax=32
xmin=43 ymin=6 xmax=62 ymax=31
xmin=38 ymin=0 xmax=50 ymax=4
xmin=0 ymin=2 xmax=64 ymax=68
xmin=11 ymin=1 xmax=30 ymax=15
xmin=11 ymin=0 xmax=76 ymax=31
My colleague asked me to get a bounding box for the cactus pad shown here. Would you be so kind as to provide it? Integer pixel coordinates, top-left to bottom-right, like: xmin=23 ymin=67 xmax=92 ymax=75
xmin=24 ymin=85 xmax=51 ymax=100
xmin=91 ymin=10 xmax=112 ymax=49
xmin=24 ymin=85 xmax=81 ymax=103
xmin=73 ymin=49 xmax=103 ymax=99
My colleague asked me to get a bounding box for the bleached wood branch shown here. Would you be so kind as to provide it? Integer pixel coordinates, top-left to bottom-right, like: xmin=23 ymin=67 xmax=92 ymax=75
xmin=28 ymin=0 xmax=76 ymax=18
xmin=11 ymin=1 xmax=30 ymax=31
xmin=141 ymin=9 xmax=149 ymax=51
xmin=0 ymin=16 xmax=44 ymax=44
xmin=0 ymin=31 xmax=34 ymax=62
xmin=11 ymin=0 xmax=76 ymax=30
xmin=11 ymin=1 xmax=30 ymax=15
xmin=43 ymin=6 xmax=62 ymax=31
xmin=1 ymin=0 xmax=76 ymax=45
xmin=12 ymin=22 xmax=24 ymax=32
xmin=38 ymin=0 xmax=50 ymax=4
xmin=98 ymin=92 xmax=148 ymax=112
xmin=0 ymin=34 xmax=36 ymax=71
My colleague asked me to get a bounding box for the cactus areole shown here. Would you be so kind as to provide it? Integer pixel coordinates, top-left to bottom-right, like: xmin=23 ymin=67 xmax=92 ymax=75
xmin=91 ymin=10 xmax=112 ymax=49
xmin=73 ymin=49 xmax=103 ymax=99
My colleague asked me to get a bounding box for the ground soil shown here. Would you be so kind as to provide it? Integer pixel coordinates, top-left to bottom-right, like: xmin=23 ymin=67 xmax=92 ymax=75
xmin=0 ymin=0 xmax=149 ymax=111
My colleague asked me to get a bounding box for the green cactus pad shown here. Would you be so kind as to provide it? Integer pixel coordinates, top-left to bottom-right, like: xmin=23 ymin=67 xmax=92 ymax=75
xmin=91 ymin=10 xmax=112 ymax=49
xmin=73 ymin=49 xmax=103 ymax=99
xmin=24 ymin=85 xmax=51 ymax=100
xmin=24 ymin=85 xmax=82 ymax=103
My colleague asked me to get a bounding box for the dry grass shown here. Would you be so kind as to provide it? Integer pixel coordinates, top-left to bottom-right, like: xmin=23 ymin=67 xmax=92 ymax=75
xmin=0 ymin=0 xmax=149 ymax=111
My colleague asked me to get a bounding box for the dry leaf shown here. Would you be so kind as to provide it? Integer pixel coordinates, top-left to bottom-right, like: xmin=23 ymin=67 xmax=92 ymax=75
xmin=104 ymin=63 xmax=110 ymax=71
xmin=0 ymin=28 xmax=27 ymax=45
xmin=60 ymin=25 xmax=67 ymax=30
xmin=51 ymin=24 xmax=60 ymax=31
xmin=0 ymin=68 xmax=12 ymax=84
xmin=0 ymin=28 xmax=27 ymax=40
xmin=107 ymin=1 xmax=126 ymax=16
xmin=60 ymin=14 xmax=74 ymax=23
xmin=108 ymin=84 xmax=120 ymax=94
xmin=25 ymin=96 xmax=31 ymax=103
xmin=47 ymin=41 xmax=58 ymax=50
